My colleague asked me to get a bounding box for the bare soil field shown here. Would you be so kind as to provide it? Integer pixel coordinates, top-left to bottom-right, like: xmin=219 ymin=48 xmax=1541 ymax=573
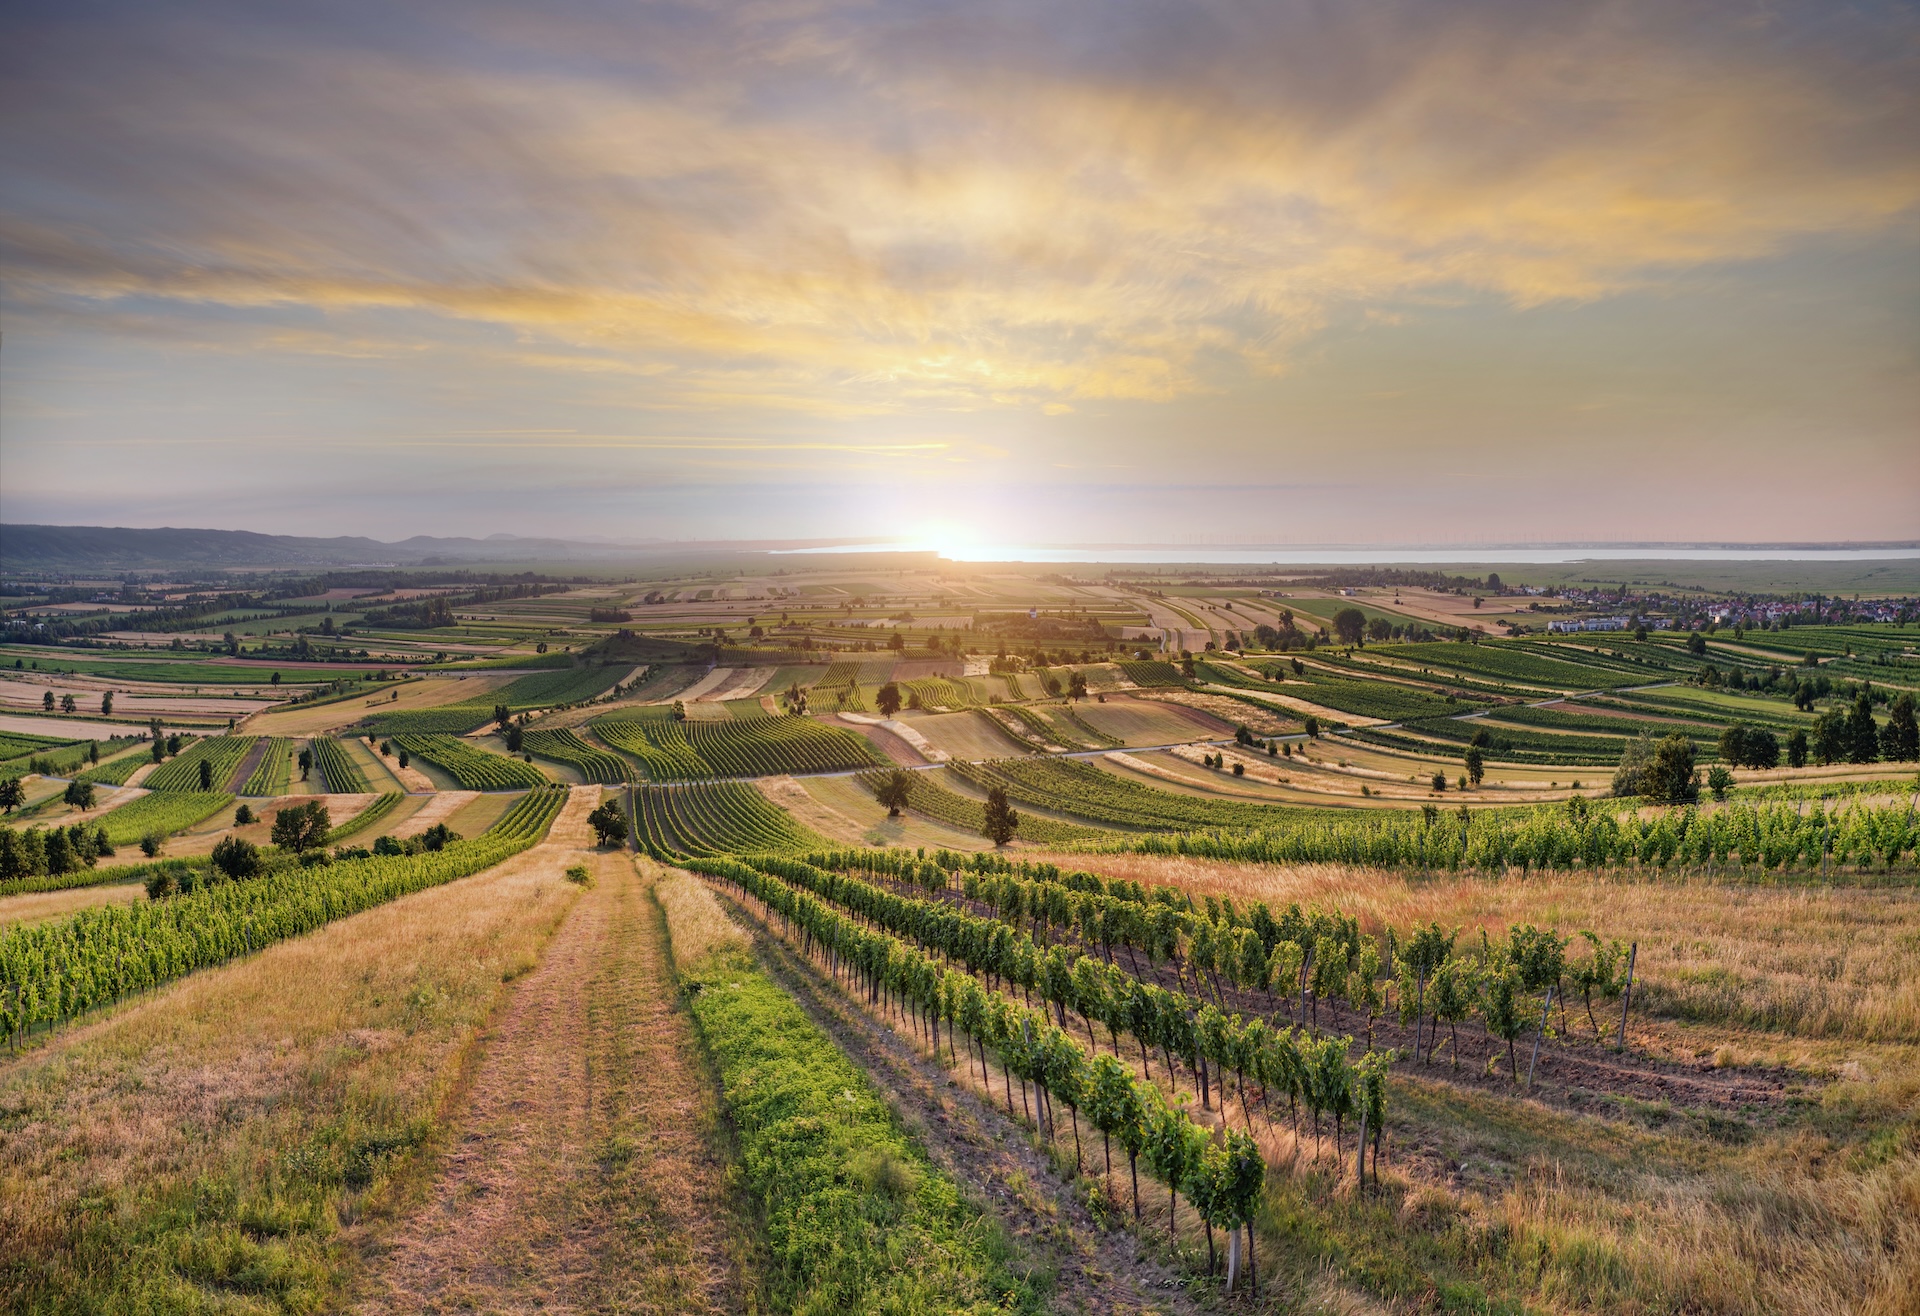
xmin=247 ymin=675 xmax=517 ymax=736
xmin=1075 ymin=695 xmax=1224 ymax=746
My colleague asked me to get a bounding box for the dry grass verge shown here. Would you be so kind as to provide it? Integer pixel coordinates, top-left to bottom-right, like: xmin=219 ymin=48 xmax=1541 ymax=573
xmin=0 ymin=790 xmax=599 ymax=1311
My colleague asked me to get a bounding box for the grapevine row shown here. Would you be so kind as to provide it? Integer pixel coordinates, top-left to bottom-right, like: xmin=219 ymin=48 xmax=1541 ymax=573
xmin=390 ymin=734 xmax=549 ymax=790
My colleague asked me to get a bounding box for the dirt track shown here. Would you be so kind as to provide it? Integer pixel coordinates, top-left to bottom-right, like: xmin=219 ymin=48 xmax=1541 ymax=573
xmin=353 ymin=841 xmax=744 ymax=1314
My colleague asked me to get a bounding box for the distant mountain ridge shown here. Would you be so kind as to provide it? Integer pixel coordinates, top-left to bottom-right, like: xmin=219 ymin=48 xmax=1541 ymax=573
xmin=0 ymin=524 xmax=667 ymax=570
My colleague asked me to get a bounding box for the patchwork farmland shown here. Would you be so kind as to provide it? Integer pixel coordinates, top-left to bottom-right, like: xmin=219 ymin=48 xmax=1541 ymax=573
xmin=3 ymin=553 xmax=1916 ymax=1313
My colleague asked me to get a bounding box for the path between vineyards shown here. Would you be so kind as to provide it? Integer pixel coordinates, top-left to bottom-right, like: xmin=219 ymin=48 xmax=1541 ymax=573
xmin=730 ymin=889 xmax=1206 ymax=1316
xmin=352 ymin=849 xmax=749 ymax=1314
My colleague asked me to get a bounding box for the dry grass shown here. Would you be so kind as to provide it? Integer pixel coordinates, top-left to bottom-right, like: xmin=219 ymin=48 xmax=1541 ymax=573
xmin=1029 ymin=851 xmax=1920 ymax=1045
xmin=1021 ymin=848 xmax=1920 ymax=1314
xmin=0 ymin=879 xmax=146 ymax=929
xmin=353 ymin=852 xmax=751 ymax=1314
xmin=653 ymin=860 xmax=749 ymax=965
xmin=0 ymin=788 xmax=601 ymax=1310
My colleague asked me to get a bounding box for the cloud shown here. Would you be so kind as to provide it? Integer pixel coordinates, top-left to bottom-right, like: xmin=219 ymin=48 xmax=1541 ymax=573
xmin=4 ymin=0 xmax=1914 ymax=420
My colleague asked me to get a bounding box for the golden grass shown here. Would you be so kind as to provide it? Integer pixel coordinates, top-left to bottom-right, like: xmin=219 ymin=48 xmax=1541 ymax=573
xmin=1029 ymin=851 xmax=1920 ymax=1045
xmin=0 ymin=879 xmax=146 ymax=929
xmin=653 ymin=860 xmax=749 ymax=966
xmin=0 ymin=789 xmax=601 ymax=1310
xmin=1019 ymin=848 xmax=1920 ymax=1314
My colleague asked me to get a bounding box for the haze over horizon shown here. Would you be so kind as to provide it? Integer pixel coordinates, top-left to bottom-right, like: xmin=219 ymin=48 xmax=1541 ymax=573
xmin=4 ymin=0 xmax=1916 ymax=545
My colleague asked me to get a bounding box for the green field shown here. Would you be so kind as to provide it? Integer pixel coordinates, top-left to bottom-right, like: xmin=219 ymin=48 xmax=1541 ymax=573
xmin=390 ymin=734 xmax=549 ymax=789
xmin=633 ymin=781 xmax=829 ymax=857
xmin=144 ymin=736 xmax=258 ymax=792
xmin=594 ymin=712 xmax=885 ymax=781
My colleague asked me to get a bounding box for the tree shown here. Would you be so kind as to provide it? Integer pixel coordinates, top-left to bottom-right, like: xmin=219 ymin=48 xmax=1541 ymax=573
xmin=504 ymin=723 xmax=524 ymax=752
xmin=298 ymin=748 xmax=313 ymax=780
xmin=1430 ymin=772 xmax=1447 ymax=793
xmin=63 ymin=779 xmax=94 ymax=810
xmin=1067 ymin=671 xmax=1088 ymax=701
xmin=60 ymin=694 xmax=77 ymax=714
xmin=234 ymin=803 xmax=254 ymax=825
xmin=42 ymin=691 xmax=54 ymax=711
xmin=1812 ymin=708 xmax=1848 ymax=765
xmin=1687 ymin=632 xmax=1707 ymax=657
xmin=876 ymin=682 xmax=903 ymax=718
xmin=0 ymin=779 xmax=23 ymax=814
xmin=270 ymin=671 xmax=281 ymax=687
xmin=1464 ymin=746 xmax=1485 ymax=788
xmin=211 ymin=835 xmax=263 ymax=880
xmin=887 ymin=629 xmax=906 ymax=652
xmin=1332 ymin=608 xmax=1366 ymax=644
xmin=495 ymin=703 xmax=512 ymax=730
xmin=1707 ymin=765 xmax=1734 ymax=800
xmin=100 ymin=690 xmax=114 ymax=715
xmin=198 ymin=758 xmax=214 ymax=790
xmin=1304 ymin=716 xmax=1320 ymax=739
xmin=1366 ymin=616 xmax=1392 ymax=642
xmin=587 ymin=799 xmax=628 ymax=847
xmin=1883 ymin=693 xmax=1919 ymax=762
xmin=1786 ymin=729 xmax=1809 ymax=769
xmin=270 ymin=800 xmax=331 ymax=851
xmin=875 ymin=769 xmax=913 ymax=817
xmin=1845 ymin=693 xmax=1880 ymax=764
xmin=982 ymin=785 xmax=1019 ymax=846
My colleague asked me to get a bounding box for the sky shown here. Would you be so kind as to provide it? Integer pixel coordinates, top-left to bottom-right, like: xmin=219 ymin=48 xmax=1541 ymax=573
xmin=3 ymin=0 xmax=1917 ymax=549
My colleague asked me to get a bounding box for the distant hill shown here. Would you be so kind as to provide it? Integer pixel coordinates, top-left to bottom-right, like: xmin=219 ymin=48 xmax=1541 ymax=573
xmin=0 ymin=524 xmax=664 ymax=571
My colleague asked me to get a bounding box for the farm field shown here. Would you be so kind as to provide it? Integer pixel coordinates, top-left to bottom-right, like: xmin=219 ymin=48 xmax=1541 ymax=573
xmin=3 ymin=553 xmax=1916 ymax=1313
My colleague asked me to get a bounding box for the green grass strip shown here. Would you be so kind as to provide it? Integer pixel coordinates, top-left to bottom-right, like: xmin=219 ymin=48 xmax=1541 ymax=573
xmin=676 ymin=942 xmax=1044 ymax=1315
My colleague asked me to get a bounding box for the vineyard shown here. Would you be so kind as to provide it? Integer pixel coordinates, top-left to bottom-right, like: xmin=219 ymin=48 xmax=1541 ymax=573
xmin=852 ymin=767 xmax=1107 ymax=846
xmin=810 ymin=661 xmax=867 ymax=711
xmin=1383 ymin=643 xmax=1649 ymax=691
xmin=899 ymin=676 xmax=977 ymax=708
xmin=0 ymin=786 xmax=568 ymax=1041
xmin=71 ymin=750 xmax=148 ymax=788
xmin=633 ymin=781 xmax=828 ymax=858
xmin=0 ymin=731 xmax=73 ymax=760
xmin=308 ymin=736 xmax=372 ymax=793
xmin=144 ymin=736 xmax=257 ymax=792
xmin=521 ymin=728 xmax=630 ymax=783
xmin=364 ymin=664 xmax=630 ymax=735
xmin=389 ymin=734 xmax=550 ymax=790
xmin=951 ymin=756 xmax=1309 ymax=832
xmin=334 ymin=790 xmax=403 ymax=838
xmin=594 ymin=712 xmax=884 ymax=781
xmin=1118 ymin=660 xmax=1187 ymax=687
xmin=99 ymin=790 xmax=232 ymax=846
xmin=240 ymin=737 xmax=294 ymax=795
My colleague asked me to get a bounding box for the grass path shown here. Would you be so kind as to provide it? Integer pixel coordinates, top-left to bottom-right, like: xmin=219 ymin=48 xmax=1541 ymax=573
xmin=352 ymin=854 xmax=751 ymax=1314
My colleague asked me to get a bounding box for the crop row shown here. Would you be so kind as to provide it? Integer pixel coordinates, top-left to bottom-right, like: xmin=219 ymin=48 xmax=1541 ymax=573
xmin=1117 ymin=660 xmax=1188 ymax=687
xmin=97 ymin=791 xmax=233 ymax=846
xmin=851 ymin=768 xmax=1105 ymax=846
xmin=672 ymin=912 xmax=1043 ymax=1312
xmin=308 ymin=736 xmax=372 ymax=793
xmin=389 ymin=734 xmax=549 ymax=790
xmin=240 ymin=738 xmax=294 ymax=796
xmin=71 ymin=749 xmax=148 ymax=787
xmin=521 ymin=728 xmax=630 ymax=783
xmin=1099 ymin=795 xmax=1920 ymax=874
xmin=0 ymin=732 xmax=72 ymax=761
xmin=633 ymin=781 xmax=824 ymax=859
xmin=595 ymin=713 xmax=884 ymax=781
xmin=1384 ymin=643 xmax=1646 ymax=691
xmin=1 ymin=786 xmax=568 ymax=1042
xmin=145 ymin=736 xmax=258 ymax=792
xmin=693 ymin=857 xmax=1276 ymax=1279
xmin=1345 ymin=725 xmax=1627 ymax=766
xmin=1490 ymin=704 xmax=1711 ymax=736
xmin=899 ymin=676 xmax=976 ymax=708
xmin=364 ymin=664 xmax=629 ymax=735
xmin=951 ymin=757 xmax=1302 ymax=832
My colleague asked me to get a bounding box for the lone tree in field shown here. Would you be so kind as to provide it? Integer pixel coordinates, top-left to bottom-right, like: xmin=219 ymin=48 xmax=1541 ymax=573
xmin=1332 ymin=608 xmax=1366 ymax=645
xmin=876 ymin=682 xmax=903 ymax=717
xmin=982 ymin=785 xmax=1019 ymax=846
xmin=875 ymin=768 xmax=914 ymax=817
xmin=587 ymin=799 xmax=628 ymax=847
xmin=0 ymin=778 xmax=24 ymax=813
xmin=270 ymin=800 xmax=331 ymax=851
xmin=100 ymin=690 xmax=114 ymax=715
xmin=1464 ymin=745 xmax=1485 ymax=788
xmin=1068 ymin=671 xmax=1088 ymax=701
xmin=198 ymin=758 xmax=214 ymax=790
